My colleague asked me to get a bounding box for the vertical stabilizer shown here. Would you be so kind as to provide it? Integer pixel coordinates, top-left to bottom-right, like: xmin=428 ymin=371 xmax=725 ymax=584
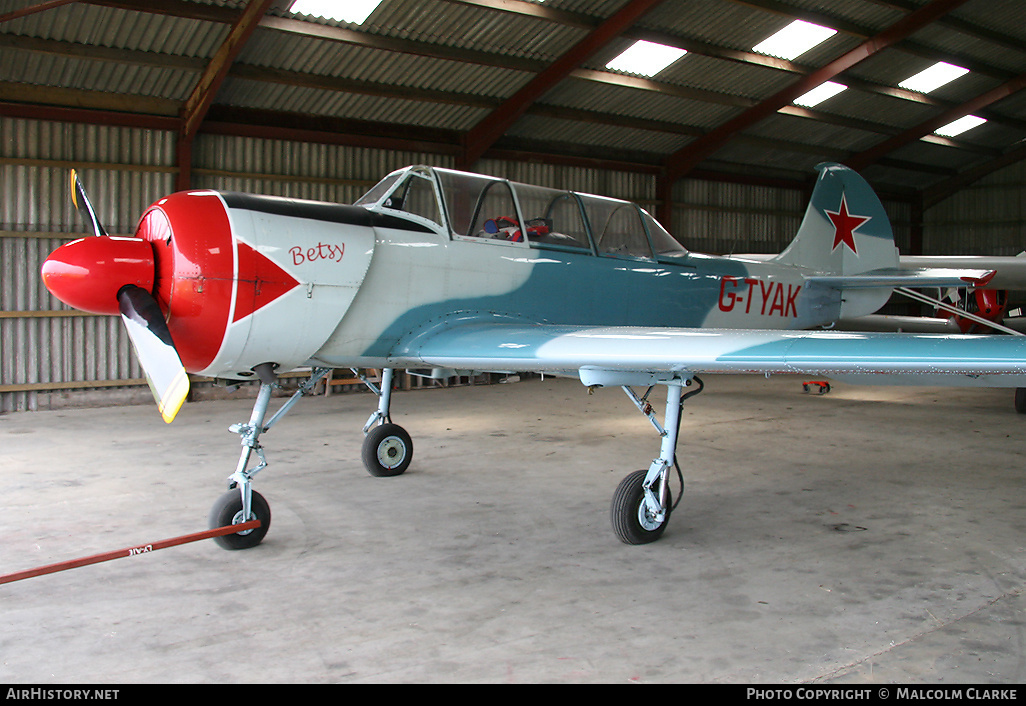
xmin=774 ymin=163 xmax=899 ymax=318
xmin=774 ymin=163 xmax=898 ymax=276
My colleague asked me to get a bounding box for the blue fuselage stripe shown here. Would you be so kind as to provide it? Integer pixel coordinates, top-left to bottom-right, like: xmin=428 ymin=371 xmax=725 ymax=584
xmin=359 ymin=239 xmax=816 ymax=360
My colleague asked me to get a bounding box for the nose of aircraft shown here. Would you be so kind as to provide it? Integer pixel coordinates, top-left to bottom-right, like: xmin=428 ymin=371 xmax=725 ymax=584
xmin=41 ymin=235 xmax=155 ymax=315
xmin=42 ymin=170 xmax=190 ymax=423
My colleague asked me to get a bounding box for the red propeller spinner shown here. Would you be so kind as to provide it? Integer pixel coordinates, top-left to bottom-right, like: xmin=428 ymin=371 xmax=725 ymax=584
xmin=40 ymin=170 xmax=189 ymax=423
xmin=40 ymin=235 xmax=155 ymax=315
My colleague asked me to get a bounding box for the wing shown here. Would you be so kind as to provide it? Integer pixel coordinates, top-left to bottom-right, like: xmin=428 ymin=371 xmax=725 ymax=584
xmin=392 ymin=321 xmax=1026 ymax=388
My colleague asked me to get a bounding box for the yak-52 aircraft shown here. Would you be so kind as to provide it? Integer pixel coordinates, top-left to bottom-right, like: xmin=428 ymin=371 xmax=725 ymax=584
xmin=39 ymin=162 xmax=1026 ymax=547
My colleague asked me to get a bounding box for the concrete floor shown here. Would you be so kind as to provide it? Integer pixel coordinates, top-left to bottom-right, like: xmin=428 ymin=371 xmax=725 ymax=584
xmin=2 ymin=374 xmax=1026 ymax=684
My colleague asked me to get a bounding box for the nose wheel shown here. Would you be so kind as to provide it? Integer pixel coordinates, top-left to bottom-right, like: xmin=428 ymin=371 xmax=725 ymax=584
xmin=209 ymin=365 xmax=332 ymax=550
xmin=209 ymin=489 xmax=271 ymax=550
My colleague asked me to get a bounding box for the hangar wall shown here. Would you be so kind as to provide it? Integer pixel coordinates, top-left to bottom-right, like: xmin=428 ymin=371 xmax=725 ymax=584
xmin=924 ymin=162 xmax=1026 ymax=257
xmin=0 ymin=114 xmax=1011 ymax=414
xmin=1 ymin=119 xmax=171 ymax=414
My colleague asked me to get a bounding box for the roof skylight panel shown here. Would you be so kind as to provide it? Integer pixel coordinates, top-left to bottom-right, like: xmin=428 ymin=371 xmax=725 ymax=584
xmin=898 ymin=62 xmax=970 ymax=93
xmin=605 ymin=40 xmax=687 ymax=77
xmin=792 ymin=81 xmax=847 ymax=108
xmin=933 ymin=115 xmax=987 ymax=137
xmin=752 ymin=20 xmax=837 ymax=61
xmin=289 ymin=0 xmax=383 ymax=25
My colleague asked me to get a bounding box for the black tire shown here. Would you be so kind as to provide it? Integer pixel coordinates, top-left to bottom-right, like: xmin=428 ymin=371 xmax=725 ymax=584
xmin=362 ymin=423 xmax=413 ymax=477
xmin=209 ymin=489 xmax=271 ymax=550
xmin=611 ymin=470 xmax=671 ymax=545
xmin=1015 ymin=388 xmax=1026 ymax=414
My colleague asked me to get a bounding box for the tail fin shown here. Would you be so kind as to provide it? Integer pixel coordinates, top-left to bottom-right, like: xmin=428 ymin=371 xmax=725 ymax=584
xmin=774 ymin=163 xmax=898 ymax=276
xmin=773 ymin=164 xmax=997 ymax=321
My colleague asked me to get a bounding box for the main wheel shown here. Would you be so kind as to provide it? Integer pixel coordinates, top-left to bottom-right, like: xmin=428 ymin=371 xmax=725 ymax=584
xmin=362 ymin=423 xmax=413 ymax=477
xmin=611 ymin=470 xmax=672 ymax=545
xmin=1015 ymin=388 xmax=1026 ymax=414
xmin=209 ymin=489 xmax=271 ymax=550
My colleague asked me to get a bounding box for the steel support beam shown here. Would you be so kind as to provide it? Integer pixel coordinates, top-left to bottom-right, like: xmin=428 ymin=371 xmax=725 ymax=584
xmin=177 ymin=0 xmax=274 ymax=190
xmin=0 ymin=0 xmax=78 ymax=25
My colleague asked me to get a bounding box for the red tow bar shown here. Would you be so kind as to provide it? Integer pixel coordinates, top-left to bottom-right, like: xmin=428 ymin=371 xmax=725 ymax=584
xmin=0 ymin=521 xmax=261 ymax=585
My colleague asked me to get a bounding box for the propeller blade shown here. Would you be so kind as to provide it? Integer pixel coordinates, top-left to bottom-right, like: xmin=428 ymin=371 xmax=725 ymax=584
xmin=117 ymin=285 xmax=190 ymax=423
xmin=70 ymin=169 xmax=108 ymax=237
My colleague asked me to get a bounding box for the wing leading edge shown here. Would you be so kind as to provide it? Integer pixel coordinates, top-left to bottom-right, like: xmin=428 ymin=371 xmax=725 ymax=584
xmin=394 ymin=321 xmax=1026 ymax=388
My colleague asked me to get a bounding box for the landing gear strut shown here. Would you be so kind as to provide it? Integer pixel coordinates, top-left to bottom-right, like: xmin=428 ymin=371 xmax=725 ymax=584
xmin=610 ymin=376 xmax=703 ymax=545
xmin=359 ymin=368 xmax=413 ymax=477
xmin=210 ymin=363 xmax=331 ymax=550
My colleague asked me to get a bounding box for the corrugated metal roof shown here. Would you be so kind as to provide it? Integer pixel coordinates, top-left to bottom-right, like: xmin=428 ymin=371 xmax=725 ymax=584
xmin=363 ymin=0 xmax=590 ymax=62
xmin=507 ymin=111 xmax=690 ymax=156
xmin=539 ymin=75 xmax=740 ymax=130
xmin=645 ymin=0 xmax=795 ymax=52
xmin=633 ymin=52 xmax=795 ymax=101
xmin=4 ymin=2 xmax=228 ymax=57
xmin=778 ymin=0 xmax=906 ymax=28
xmin=744 ymin=111 xmax=881 ymax=153
xmin=0 ymin=0 xmax=1022 ymax=197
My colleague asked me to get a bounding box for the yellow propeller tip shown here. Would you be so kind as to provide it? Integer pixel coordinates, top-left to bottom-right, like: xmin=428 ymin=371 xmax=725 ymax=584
xmin=157 ymin=370 xmax=190 ymax=424
xmin=69 ymin=170 xmax=79 ymax=209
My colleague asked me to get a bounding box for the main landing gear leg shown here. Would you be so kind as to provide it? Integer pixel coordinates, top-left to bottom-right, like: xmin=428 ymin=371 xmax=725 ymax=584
xmin=210 ymin=363 xmax=331 ymax=549
xmin=360 ymin=367 xmax=413 ymax=477
xmin=610 ymin=376 xmax=703 ymax=545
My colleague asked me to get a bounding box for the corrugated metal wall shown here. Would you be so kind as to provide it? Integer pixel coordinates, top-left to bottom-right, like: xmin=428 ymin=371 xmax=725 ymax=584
xmin=0 ymin=118 xmax=177 ymax=413
xmin=923 ymin=162 xmax=1026 ymax=256
xmin=668 ymin=179 xmax=911 ymax=256
xmin=192 ymin=134 xmax=453 ymax=201
xmin=670 ymin=178 xmax=807 ymax=255
xmin=0 ymin=114 xmax=979 ymax=415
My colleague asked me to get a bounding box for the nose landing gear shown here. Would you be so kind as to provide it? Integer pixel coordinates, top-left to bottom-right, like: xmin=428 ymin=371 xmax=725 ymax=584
xmin=209 ymin=363 xmax=331 ymax=549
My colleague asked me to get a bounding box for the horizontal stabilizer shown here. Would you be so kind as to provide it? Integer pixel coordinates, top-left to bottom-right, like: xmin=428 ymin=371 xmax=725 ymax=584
xmin=806 ymin=267 xmax=995 ymax=290
xmin=736 ymin=254 xmax=1026 ymax=291
xmin=832 ymin=314 xmax=1026 ymax=335
xmin=900 ymin=255 xmax=1026 ymax=290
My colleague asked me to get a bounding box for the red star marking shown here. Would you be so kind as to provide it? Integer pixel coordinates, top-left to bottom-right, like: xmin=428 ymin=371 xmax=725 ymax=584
xmin=825 ymin=194 xmax=870 ymax=255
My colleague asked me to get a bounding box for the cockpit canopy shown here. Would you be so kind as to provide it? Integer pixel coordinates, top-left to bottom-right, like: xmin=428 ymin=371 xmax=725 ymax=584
xmin=355 ymin=165 xmax=687 ymax=260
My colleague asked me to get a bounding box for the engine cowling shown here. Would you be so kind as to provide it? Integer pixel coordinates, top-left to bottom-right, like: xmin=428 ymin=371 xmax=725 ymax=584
xmin=946 ymin=288 xmax=1010 ymax=334
xmin=43 ymin=190 xmax=377 ymax=380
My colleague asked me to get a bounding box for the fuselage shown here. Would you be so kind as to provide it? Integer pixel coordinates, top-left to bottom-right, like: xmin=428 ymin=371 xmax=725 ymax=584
xmin=314 ymin=222 xmax=840 ymax=372
xmin=42 ymin=165 xmax=849 ymax=382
